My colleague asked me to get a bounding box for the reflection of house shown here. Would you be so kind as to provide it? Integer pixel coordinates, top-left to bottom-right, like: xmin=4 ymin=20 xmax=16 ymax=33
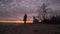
xmin=0 ymin=24 xmax=60 ymax=34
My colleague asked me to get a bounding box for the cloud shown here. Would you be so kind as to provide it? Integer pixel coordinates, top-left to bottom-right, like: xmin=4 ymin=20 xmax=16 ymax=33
xmin=0 ymin=0 xmax=60 ymax=20
xmin=51 ymin=0 xmax=60 ymax=4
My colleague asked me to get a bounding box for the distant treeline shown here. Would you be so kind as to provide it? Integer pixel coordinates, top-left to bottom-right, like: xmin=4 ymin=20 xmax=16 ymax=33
xmin=40 ymin=15 xmax=60 ymax=24
xmin=33 ymin=15 xmax=60 ymax=24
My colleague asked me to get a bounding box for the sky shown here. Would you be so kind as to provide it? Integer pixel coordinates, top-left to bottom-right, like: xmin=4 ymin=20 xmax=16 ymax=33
xmin=0 ymin=0 xmax=60 ymax=21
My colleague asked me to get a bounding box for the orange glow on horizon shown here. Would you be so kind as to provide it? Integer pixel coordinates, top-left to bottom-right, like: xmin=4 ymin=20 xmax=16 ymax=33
xmin=0 ymin=20 xmax=33 ymax=23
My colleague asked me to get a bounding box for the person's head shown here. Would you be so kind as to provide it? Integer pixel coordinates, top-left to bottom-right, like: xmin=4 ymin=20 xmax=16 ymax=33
xmin=24 ymin=13 xmax=27 ymax=16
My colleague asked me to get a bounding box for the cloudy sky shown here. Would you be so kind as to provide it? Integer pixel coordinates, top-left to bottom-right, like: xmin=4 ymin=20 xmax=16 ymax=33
xmin=0 ymin=0 xmax=60 ymax=20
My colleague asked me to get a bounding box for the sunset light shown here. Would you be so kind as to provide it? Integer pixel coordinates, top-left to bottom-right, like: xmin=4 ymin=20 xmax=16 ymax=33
xmin=0 ymin=20 xmax=33 ymax=23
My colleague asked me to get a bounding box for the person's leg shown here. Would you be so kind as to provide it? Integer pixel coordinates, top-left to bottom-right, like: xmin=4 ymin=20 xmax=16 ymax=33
xmin=24 ymin=21 xmax=26 ymax=24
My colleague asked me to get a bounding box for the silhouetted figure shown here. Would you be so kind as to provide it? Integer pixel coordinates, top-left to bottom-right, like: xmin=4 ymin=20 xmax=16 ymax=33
xmin=23 ymin=13 xmax=27 ymax=24
xmin=33 ymin=16 xmax=39 ymax=24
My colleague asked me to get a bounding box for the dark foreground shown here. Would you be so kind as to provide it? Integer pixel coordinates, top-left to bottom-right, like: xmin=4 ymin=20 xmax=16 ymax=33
xmin=0 ymin=22 xmax=60 ymax=34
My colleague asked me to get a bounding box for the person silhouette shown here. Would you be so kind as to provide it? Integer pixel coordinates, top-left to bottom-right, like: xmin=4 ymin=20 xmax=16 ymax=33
xmin=23 ymin=13 xmax=27 ymax=24
xmin=33 ymin=16 xmax=39 ymax=24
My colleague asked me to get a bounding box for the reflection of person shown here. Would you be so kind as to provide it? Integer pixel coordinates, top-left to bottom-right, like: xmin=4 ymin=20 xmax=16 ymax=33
xmin=23 ymin=13 xmax=27 ymax=24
